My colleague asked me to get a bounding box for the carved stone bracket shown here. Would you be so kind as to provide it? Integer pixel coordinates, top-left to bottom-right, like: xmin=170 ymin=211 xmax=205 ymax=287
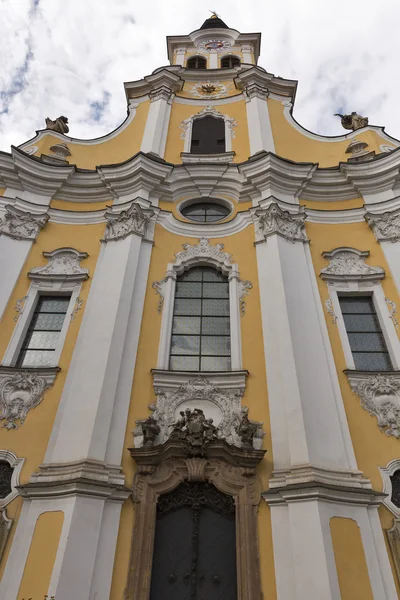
xmin=133 ymin=375 xmax=264 ymax=450
xmin=252 ymin=203 xmax=307 ymax=243
xmin=387 ymin=519 xmax=400 ymax=584
xmin=126 ymin=439 xmax=266 ymax=600
xmin=102 ymin=202 xmax=154 ymax=242
xmin=0 ymin=367 xmax=59 ymax=429
xmin=347 ymin=371 xmax=400 ymax=438
xmin=28 ymin=248 xmax=89 ymax=283
xmin=365 ymin=210 xmax=400 ymax=243
xmin=0 ymin=205 xmax=48 ymax=241
xmin=320 ymin=247 xmax=385 ymax=283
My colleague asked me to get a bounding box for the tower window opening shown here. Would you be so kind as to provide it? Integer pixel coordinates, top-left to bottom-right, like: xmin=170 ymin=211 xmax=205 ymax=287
xmin=187 ymin=56 xmax=207 ymax=69
xmin=221 ymin=55 xmax=240 ymax=69
xmin=190 ymin=115 xmax=226 ymax=154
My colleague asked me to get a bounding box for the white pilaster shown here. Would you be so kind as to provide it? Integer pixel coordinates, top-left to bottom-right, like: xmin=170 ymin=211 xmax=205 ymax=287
xmin=241 ymin=44 xmax=254 ymax=64
xmin=140 ymin=88 xmax=174 ymax=158
xmin=174 ymin=46 xmax=186 ymax=66
xmin=245 ymin=86 xmax=275 ymax=155
xmin=365 ymin=209 xmax=400 ymax=294
xmin=209 ymin=50 xmax=218 ymax=68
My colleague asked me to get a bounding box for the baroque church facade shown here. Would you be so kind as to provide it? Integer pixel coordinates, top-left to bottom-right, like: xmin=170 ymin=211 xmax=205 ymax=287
xmin=1 ymin=14 xmax=400 ymax=599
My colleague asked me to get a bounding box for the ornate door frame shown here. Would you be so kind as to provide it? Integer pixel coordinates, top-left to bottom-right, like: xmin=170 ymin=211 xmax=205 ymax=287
xmin=125 ymin=440 xmax=265 ymax=600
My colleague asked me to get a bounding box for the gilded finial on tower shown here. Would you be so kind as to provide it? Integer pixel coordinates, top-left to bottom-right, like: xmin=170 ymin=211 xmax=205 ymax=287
xmin=209 ymin=10 xmax=220 ymax=18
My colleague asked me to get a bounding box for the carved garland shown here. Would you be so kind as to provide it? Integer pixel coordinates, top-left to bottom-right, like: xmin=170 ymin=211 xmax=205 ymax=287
xmin=366 ymin=210 xmax=400 ymax=243
xmin=320 ymin=247 xmax=385 ymax=282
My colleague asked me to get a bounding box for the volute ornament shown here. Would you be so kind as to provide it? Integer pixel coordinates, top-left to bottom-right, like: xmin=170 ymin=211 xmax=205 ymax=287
xmin=45 ymin=115 xmax=69 ymax=134
xmin=365 ymin=211 xmax=400 ymax=243
xmin=0 ymin=372 xmax=51 ymax=429
xmin=102 ymin=203 xmax=154 ymax=242
xmin=335 ymin=112 xmax=368 ymax=131
xmin=253 ymin=203 xmax=307 ymax=243
xmin=0 ymin=205 xmax=48 ymax=241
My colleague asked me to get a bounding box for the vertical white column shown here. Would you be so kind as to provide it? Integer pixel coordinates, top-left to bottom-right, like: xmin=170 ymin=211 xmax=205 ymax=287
xmin=229 ymin=268 xmax=243 ymax=370
xmin=0 ymin=206 xmax=48 ymax=321
xmin=156 ymin=267 xmax=177 ymax=370
xmin=141 ymin=88 xmax=174 ymax=158
xmin=209 ymin=50 xmax=218 ymax=68
xmin=241 ymin=44 xmax=254 ymax=64
xmin=366 ymin=209 xmax=400 ymax=294
xmin=174 ymin=46 xmax=186 ymax=66
xmin=245 ymin=86 xmax=276 ymax=155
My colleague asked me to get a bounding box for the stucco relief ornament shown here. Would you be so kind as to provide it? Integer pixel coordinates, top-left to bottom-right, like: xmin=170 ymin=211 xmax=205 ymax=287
xmin=0 ymin=372 xmax=50 ymax=429
xmin=152 ymin=279 xmax=167 ymax=313
xmin=187 ymin=81 xmax=232 ymax=99
xmin=335 ymin=112 xmax=368 ymax=131
xmin=320 ymin=248 xmax=385 ymax=282
xmin=180 ymin=105 xmax=237 ymax=140
xmin=102 ymin=203 xmax=154 ymax=242
xmin=29 ymin=248 xmax=89 ymax=282
xmin=238 ymin=279 xmax=252 ymax=316
xmin=349 ymin=375 xmax=400 ymax=438
xmin=0 ymin=205 xmax=48 ymax=241
xmin=174 ymin=237 xmax=233 ymax=265
xmin=365 ymin=211 xmax=400 ymax=243
xmin=253 ymin=203 xmax=307 ymax=243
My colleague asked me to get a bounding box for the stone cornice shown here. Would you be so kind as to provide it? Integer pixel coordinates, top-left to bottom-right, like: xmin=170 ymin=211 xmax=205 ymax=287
xmin=4 ymin=145 xmax=400 ymax=206
xmin=124 ymin=67 xmax=184 ymax=101
xmin=234 ymin=66 xmax=297 ymax=100
xmin=263 ymin=481 xmax=384 ymax=507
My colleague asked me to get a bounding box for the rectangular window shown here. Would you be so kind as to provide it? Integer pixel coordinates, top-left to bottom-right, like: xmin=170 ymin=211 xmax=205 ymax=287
xmin=16 ymin=295 xmax=71 ymax=368
xmin=170 ymin=267 xmax=231 ymax=371
xmin=339 ymin=295 xmax=392 ymax=371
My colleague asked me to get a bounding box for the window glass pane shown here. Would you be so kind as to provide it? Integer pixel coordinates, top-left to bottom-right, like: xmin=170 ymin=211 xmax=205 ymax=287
xmin=170 ymin=335 xmax=200 ymax=355
xmin=38 ymin=298 xmax=70 ymax=313
xmin=173 ymin=298 xmax=201 ymax=316
xmin=22 ymin=331 xmax=60 ymax=350
xmin=172 ymin=317 xmax=201 ymax=335
xmin=202 ymin=269 xmax=225 ymax=282
xmin=175 ymin=282 xmax=202 ymax=298
xmin=342 ymin=314 xmax=381 ymax=332
xmin=353 ymin=352 xmax=392 ymax=371
xmin=29 ymin=313 xmax=66 ymax=331
xmin=348 ymin=332 xmax=388 ymax=352
xmin=201 ymin=336 xmax=230 ymax=356
xmin=170 ymin=356 xmax=200 ymax=371
xmin=339 ymin=297 xmax=374 ymax=314
xmin=18 ymin=350 xmax=55 ymax=368
xmin=181 ymin=203 xmax=230 ymax=223
xmin=201 ymin=317 xmax=230 ymax=335
xmin=179 ymin=269 xmax=203 ymax=282
xmin=202 ymin=282 xmax=229 ymax=298
xmin=185 ymin=213 xmax=206 ymax=222
xmin=201 ymin=356 xmax=231 ymax=371
xmin=202 ymin=299 xmax=229 ymax=316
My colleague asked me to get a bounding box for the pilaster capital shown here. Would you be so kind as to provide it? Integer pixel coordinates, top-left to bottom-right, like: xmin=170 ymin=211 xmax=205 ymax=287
xmin=102 ymin=202 xmax=154 ymax=242
xmin=149 ymin=86 xmax=176 ymax=103
xmin=252 ymin=202 xmax=308 ymax=243
xmin=0 ymin=205 xmax=49 ymax=241
xmin=245 ymin=82 xmax=269 ymax=101
xmin=365 ymin=208 xmax=400 ymax=243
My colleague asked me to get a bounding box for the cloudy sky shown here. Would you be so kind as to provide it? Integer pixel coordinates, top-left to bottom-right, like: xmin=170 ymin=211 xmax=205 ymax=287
xmin=1 ymin=0 xmax=400 ymax=153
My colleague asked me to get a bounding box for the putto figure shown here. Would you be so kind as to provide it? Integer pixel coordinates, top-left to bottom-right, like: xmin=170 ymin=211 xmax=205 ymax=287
xmin=169 ymin=408 xmax=219 ymax=449
xmin=141 ymin=415 xmax=161 ymax=447
xmin=45 ymin=115 xmax=69 ymax=134
xmin=335 ymin=112 xmax=368 ymax=131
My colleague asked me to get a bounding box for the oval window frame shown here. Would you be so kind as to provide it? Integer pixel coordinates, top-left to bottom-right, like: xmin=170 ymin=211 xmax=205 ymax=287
xmin=177 ymin=199 xmax=233 ymax=224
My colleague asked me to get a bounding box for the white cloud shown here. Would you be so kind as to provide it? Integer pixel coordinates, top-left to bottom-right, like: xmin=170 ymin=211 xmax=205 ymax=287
xmin=1 ymin=0 xmax=399 ymax=153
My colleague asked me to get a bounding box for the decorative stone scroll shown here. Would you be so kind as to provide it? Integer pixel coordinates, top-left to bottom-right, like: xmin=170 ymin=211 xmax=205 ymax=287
xmin=174 ymin=236 xmax=233 ymax=266
xmin=387 ymin=519 xmax=400 ymax=584
xmin=348 ymin=373 xmax=400 ymax=438
xmin=0 ymin=369 xmax=58 ymax=429
xmin=0 ymin=205 xmax=48 ymax=241
xmin=28 ymin=248 xmax=89 ymax=283
xmin=320 ymin=247 xmax=385 ymax=283
xmin=133 ymin=377 xmax=264 ymax=449
xmin=365 ymin=210 xmax=400 ymax=243
xmin=253 ymin=203 xmax=307 ymax=243
xmin=102 ymin=203 xmax=154 ymax=242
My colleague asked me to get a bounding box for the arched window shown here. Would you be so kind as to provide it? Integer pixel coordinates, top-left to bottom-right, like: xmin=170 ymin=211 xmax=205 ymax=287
xmin=190 ymin=116 xmax=225 ymax=154
xmin=187 ymin=55 xmax=207 ymax=69
xmin=169 ymin=266 xmax=231 ymax=371
xmin=221 ymin=55 xmax=240 ymax=69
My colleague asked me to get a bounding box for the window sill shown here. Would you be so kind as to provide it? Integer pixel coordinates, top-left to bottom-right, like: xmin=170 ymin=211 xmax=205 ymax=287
xmin=0 ymin=366 xmax=60 ymax=429
xmin=180 ymin=151 xmax=235 ymax=164
xmin=151 ymin=368 xmax=248 ymax=392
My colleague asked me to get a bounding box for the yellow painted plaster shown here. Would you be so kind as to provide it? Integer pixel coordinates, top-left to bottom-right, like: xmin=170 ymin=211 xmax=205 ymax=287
xmin=301 ymin=198 xmax=364 ymax=210
xmin=17 ymin=511 xmax=64 ymax=599
xmin=330 ymin=517 xmax=374 ymax=599
xmin=179 ymin=80 xmax=240 ymax=99
xmin=110 ymin=224 xmax=276 ymax=599
xmin=20 ymin=100 xmax=150 ymax=170
xmin=164 ymin=99 xmax=250 ymax=164
xmin=0 ymin=189 xmax=5 ymax=196
xmin=49 ymin=199 xmax=110 ymax=211
xmin=268 ymin=98 xmax=391 ymax=167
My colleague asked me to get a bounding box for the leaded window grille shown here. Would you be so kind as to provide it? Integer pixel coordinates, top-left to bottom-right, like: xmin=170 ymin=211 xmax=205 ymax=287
xmin=16 ymin=295 xmax=71 ymax=368
xmin=181 ymin=202 xmax=230 ymax=223
xmin=0 ymin=462 xmax=13 ymax=499
xmin=170 ymin=267 xmax=231 ymax=372
xmin=339 ymin=295 xmax=392 ymax=371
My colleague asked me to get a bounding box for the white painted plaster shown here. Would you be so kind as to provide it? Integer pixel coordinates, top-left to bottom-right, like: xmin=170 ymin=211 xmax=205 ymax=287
xmin=245 ymin=95 xmax=275 ymax=155
xmin=0 ymin=236 xmax=32 ymax=322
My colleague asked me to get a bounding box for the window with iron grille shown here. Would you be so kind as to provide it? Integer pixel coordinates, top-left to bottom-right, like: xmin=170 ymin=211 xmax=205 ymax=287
xmin=339 ymin=295 xmax=392 ymax=371
xmin=170 ymin=267 xmax=230 ymax=371
xmin=16 ymin=295 xmax=71 ymax=368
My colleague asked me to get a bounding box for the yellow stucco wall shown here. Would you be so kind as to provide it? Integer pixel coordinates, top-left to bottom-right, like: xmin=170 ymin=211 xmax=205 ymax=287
xmin=110 ymin=223 xmax=276 ymax=599
xmin=330 ymin=517 xmax=374 ymax=599
xmin=17 ymin=510 xmax=64 ymax=599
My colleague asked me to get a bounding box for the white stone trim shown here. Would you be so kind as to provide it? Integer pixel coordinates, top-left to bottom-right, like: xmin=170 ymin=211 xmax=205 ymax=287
xmin=154 ymin=238 xmax=248 ymax=371
xmin=380 ymin=459 xmax=400 ymax=516
xmin=2 ymin=258 xmax=84 ymax=368
xmin=157 ymin=210 xmax=252 ymax=239
xmin=181 ymin=151 xmax=235 ymax=164
xmin=245 ymin=91 xmax=275 ymax=155
xmin=173 ymin=94 xmax=245 ymax=106
xmin=0 ymin=450 xmax=24 ymax=508
xmin=140 ymin=89 xmax=174 ymax=158
xmin=180 ymin=105 xmax=237 ymax=153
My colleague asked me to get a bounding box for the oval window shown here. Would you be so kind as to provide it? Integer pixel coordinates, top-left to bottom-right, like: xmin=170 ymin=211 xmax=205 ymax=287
xmin=181 ymin=202 xmax=231 ymax=223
